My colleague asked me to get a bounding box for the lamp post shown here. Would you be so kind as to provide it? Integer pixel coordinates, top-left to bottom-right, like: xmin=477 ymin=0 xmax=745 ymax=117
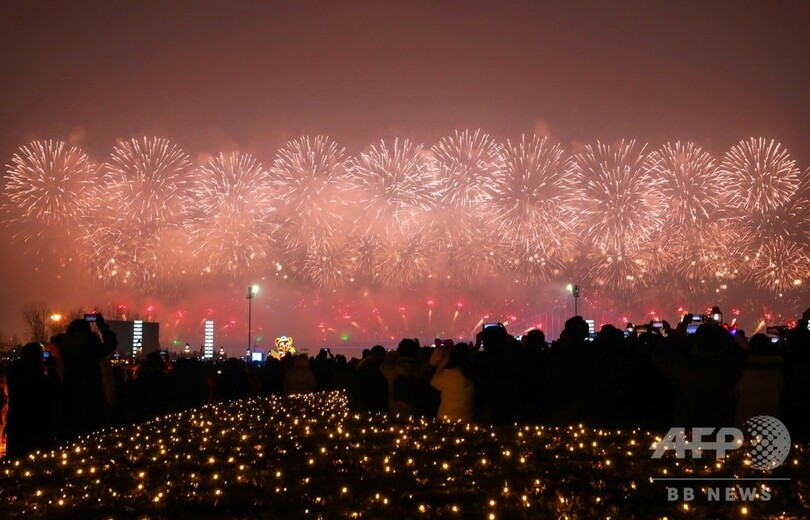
xmin=247 ymin=284 xmax=259 ymax=353
xmin=567 ymin=284 xmax=581 ymax=317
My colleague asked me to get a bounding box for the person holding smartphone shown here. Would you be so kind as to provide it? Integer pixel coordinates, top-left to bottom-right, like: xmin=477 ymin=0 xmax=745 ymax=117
xmin=55 ymin=314 xmax=117 ymax=437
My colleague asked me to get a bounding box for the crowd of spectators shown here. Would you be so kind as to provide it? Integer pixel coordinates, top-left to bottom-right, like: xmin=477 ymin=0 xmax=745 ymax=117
xmin=1 ymin=309 xmax=809 ymax=459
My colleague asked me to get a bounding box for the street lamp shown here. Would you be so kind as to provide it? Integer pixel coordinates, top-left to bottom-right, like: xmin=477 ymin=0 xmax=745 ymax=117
xmin=567 ymin=284 xmax=581 ymax=317
xmin=247 ymin=284 xmax=259 ymax=353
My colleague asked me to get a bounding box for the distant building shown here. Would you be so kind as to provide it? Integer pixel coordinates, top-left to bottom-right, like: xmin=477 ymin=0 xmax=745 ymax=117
xmin=204 ymin=320 xmax=214 ymax=359
xmin=107 ymin=320 xmax=160 ymax=357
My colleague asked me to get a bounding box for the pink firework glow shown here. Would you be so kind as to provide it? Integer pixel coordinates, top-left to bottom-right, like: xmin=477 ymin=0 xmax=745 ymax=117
xmin=3 ymin=133 xmax=810 ymax=348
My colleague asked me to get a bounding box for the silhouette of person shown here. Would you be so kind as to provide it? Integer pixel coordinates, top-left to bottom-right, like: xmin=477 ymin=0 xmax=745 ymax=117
xmin=431 ymin=344 xmax=474 ymax=421
xmin=56 ymin=315 xmax=117 ymax=437
xmin=5 ymin=342 xmax=50 ymax=457
xmin=283 ymin=355 xmax=318 ymax=395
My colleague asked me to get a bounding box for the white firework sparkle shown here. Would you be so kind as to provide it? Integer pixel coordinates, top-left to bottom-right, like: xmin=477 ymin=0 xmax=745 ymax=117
xmin=719 ymin=137 xmax=800 ymax=213
xmin=347 ymin=139 xmax=438 ymax=235
xmin=570 ymin=140 xmax=665 ymax=251
xmin=645 ymin=142 xmax=720 ymax=226
xmin=432 ymin=129 xmax=505 ymax=209
xmin=749 ymin=237 xmax=810 ymax=295
xmin=271 ymin=136 xmax=350 ymax=250
xmin=491 ymin=135 xmax=576 ymax=257
xmin=192 ymin=152 xmax=277 ymax=275
xmin=102 ymin=137 xmax=195 ymax=228
xmin=3 ymin=140 xmax=97 ymax=230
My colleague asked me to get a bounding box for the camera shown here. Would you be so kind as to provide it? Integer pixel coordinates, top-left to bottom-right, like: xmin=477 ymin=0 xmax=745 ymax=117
xmin=84 ymin=313 xmax=98 ymax=322
xmin=483 ymin=323 xmax=504 ymax=331
xmin=686 ymin=324 xmax=699 ymax=335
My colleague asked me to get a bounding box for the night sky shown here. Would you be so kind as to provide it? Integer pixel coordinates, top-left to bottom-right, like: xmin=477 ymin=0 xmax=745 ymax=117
xmin=1 ymin=0 xmax=809 ymax=347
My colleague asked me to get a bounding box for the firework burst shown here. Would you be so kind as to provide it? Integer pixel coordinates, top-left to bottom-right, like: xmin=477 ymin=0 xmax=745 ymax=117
xmin=490 ymin=135 xmax=576 ymax=258
xmin=3 ymin=132 xmax=810 ymax=325
xmin=434 ymin=212 xmax=504 ymax=287
xmin=645 ymin=142 xmax=720 ymax=226
xmin=719 ymin=137 xmax=800 ymax=213
xmin=300 ymin=234 xmax=358 ymax=289
xmin=78 ymin=217 xmax=146 ymax=287
xmin=571 ymin=140 xmax=665 ymax=251
xmin=372 ymin=225 xmax=435 ymax=287
xmin=3 ymin=140 xmax=97 ymax=227
xmin=574 ymin=246 xmax=655 ymax=293
xmin=505 ymin=241 xmax=564 ymax=286
xmin=192 ymin=152 xmax=277 ymax=275
xmin=141 ymin=226 xmax=200 ymax=280
xmin=432 ymin=129 xmax=504 ymax=209
xmin=347 ymin=139 xmax=438 ymax=235
xmin=271 ymin=136 xmax=350 ymax=250
xmin=749 ymin=237 xmax=810 ymax=295
xmin=671 ymin=219 xmax=750 ymax=289
xmin=742 ymin=192 xmax=810 ymax=246
xmin=102 ymin=137 xmax=195 ymax=228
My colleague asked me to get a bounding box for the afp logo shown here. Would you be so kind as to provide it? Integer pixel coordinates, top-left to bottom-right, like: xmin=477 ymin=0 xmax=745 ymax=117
xmin=651 ymin=415 xmax=791 ymax=471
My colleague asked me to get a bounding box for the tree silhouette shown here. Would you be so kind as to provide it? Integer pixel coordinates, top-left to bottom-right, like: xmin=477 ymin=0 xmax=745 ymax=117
xmin=21 ymin=303 xmax=48 ymax=343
